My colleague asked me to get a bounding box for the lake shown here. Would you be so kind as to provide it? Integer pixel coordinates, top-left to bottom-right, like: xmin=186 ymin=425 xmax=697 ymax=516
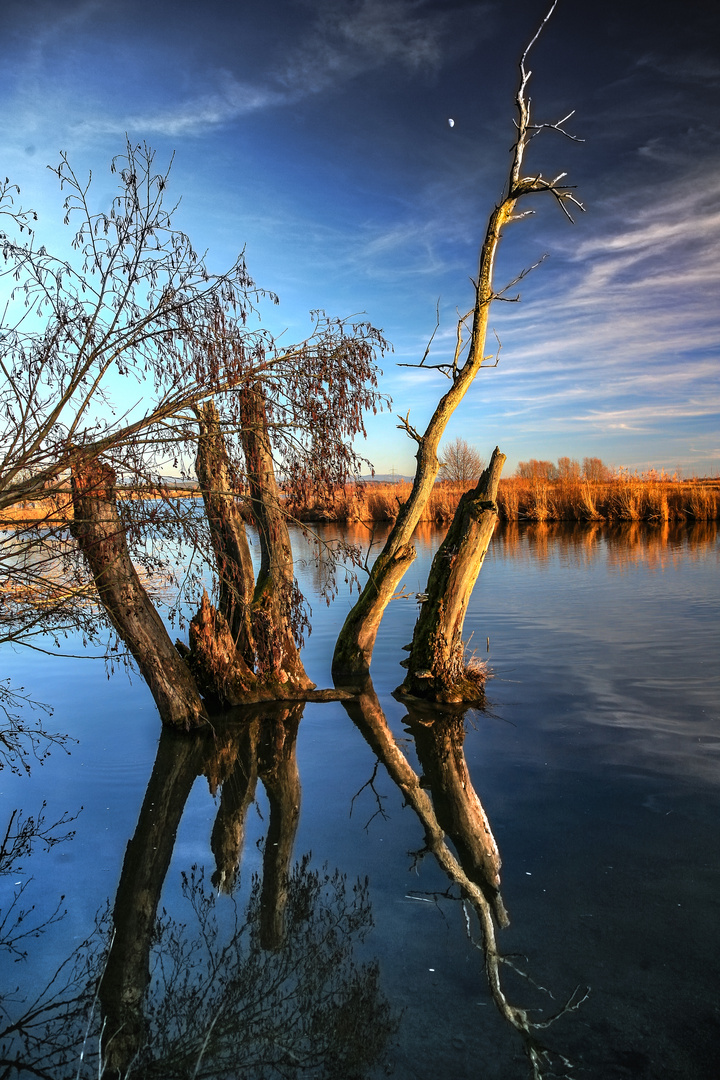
xmin=1 ymin=520 xmax=718 ymax=1078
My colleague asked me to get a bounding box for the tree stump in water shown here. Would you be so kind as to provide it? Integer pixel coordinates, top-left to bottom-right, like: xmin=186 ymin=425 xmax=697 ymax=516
xmin=397 ymin=447 xmax=505 ymax=704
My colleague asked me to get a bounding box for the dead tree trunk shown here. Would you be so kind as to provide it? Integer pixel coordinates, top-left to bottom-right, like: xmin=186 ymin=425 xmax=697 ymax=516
xmin=194 ymin=400 xmax=255 ymax=662
xmin=332 ymin=10 xmax=581 ymax=682
xmin=239 ymin=383 xmax=315 ymax=694
xmin=397 ymin=448 xmax=505 ymax=703
xmin=70 ymin=457 xmax=207 ymax=730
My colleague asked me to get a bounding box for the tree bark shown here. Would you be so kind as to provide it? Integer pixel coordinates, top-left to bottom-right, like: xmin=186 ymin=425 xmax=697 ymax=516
xmin=188 ymin=589 xmax=264 ymax=706
xmin=397 ymin=447 xmax=505 ymax=703
xmin=70 ymin=456 xmax=207 ymax=730
xmin=194 ymin=400 xmax=255 ymax=662
xmin=239 ymin=383 xmax=314 ymax=693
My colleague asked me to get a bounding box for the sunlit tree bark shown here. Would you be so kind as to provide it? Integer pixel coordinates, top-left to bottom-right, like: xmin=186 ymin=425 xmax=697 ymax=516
xmin=398 ymin=447 xmax=505 ymax=703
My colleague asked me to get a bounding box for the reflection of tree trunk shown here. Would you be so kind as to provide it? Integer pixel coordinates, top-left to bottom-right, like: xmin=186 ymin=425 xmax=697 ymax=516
xmin=208 ymin=720 xmax=261 ymax=893
xmin=99 ymin=728 xmax=207 ymax=1075
xmin=339 ymin=678 xmax=579 ymax=1068
xmin=257 ymin=704 xmax=303 ymax=950
xmin=240 ymin=384 xmax=314 ymax=694
xmin=340 ymin=679 xmax=507 ymax=927
xmin=398 ymin=448 xmax=505 ymax=703
xmin=194 ymin=400 xmax=255 ymax=662
xmin=99 ymin=703 xmax=306 ymax=1074
xmin=404 ymin=708 xmax=506 ymax=920
xmin=70 ymin=457 xmax=207 ymax=730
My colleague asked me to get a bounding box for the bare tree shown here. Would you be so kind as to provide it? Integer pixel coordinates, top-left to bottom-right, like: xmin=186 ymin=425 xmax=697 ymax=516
xmin=556 ymin=456 xmax=581 ymax=481
xmin=582 ymin=456 xmax=610 ymax=483
xmin=333 ymin=0 xmax=583 ymax=682
xmin=517 ymin=459 xmax=557 ymax=482
xmin=439 ymin=437 xmax=485 ymax=486
xmin=1 ymin=141 xmax=389 ymax=729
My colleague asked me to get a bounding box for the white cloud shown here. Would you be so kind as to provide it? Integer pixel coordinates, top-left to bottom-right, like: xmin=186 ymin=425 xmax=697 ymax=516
xmin=75 ymin=76 xmax=287 ymax=138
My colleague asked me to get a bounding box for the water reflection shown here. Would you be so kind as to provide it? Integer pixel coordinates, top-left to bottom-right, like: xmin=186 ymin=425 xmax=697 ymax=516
xmin=100 ymin=705 xmax=396 ymax=1078
xmin=0 ymin=803 xmax=77 ymax=959
xmin=491 ymin=519 xmax=718 ymax=571
xmin=1 ymin=707 xmax=397 ymax=1080
xmin=342 ymin=682 xmax=587 ymax=1077
xmin=0 ymin=691 xmax=586 ymax=1079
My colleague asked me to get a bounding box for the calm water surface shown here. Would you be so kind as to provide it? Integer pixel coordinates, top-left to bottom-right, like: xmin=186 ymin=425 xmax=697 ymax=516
xmin=1 ymin=521 xmax=718 ymax=1079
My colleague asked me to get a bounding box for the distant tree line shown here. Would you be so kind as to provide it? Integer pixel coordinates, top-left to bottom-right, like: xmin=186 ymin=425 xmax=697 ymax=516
xmin=516 ymin=456 xmax=612 ymax=483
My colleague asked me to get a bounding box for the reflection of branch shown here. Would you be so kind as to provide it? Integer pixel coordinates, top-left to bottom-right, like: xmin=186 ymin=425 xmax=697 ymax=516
xmin=0 ymin=803 xmax=78 ymax=876
xmin=0 ymin=677 xmax=74 ymax=775
xmin=0 ymin=878 xmax=67 ymax=960
xmin=0 ymin=911 xmax=111 ymax=1076
xmin=350 ymin=759 xmax=389 ymax=831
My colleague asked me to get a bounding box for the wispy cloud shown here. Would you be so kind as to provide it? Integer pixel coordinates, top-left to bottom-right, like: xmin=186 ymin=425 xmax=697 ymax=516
xmin=278 ymin=0 xmax=449 ymax=94
xmin=76 ymin=76 xmax=287 ymax=138
xmin=636 ymin=51 xmax=720 ymax=88
xmin=4 ymin=0 xmax=471 ymax=140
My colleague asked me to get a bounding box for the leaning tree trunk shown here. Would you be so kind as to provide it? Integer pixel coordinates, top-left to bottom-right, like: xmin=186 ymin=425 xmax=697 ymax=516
xmin=239 ymin=383 xmax=314 ymax=694
xmin=70 ymin=456 xmax=207 ymax=730
xmin=331 ymin=205 xmax=513 ymax=684
xmin=397 ymin=447 xmax=505 ymax=703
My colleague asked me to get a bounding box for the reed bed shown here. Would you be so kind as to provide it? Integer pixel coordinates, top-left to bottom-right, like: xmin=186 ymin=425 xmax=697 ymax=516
xmin=290 ymin=476 xmax=719 ymax=524
xmin=496 ymin=476 xmax=718 ymax=523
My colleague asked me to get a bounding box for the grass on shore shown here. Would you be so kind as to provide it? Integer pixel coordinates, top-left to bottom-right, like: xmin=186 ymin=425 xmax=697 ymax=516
xmin=3 ymin=474 xmax=718 ymax=528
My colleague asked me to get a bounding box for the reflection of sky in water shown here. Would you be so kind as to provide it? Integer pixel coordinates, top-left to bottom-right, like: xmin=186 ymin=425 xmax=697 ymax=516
xmin=2 ymin=522 xmax=718 ymax=1078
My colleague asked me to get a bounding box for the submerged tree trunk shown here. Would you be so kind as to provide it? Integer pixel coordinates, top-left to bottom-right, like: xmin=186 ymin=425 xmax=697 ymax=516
xmin=397 ymin=448 xmax=505 ymax=703
xmin=70 ymin=456 xmax=207 ymax=730
xmin=239 ymin=383 xmax=315 ymax=694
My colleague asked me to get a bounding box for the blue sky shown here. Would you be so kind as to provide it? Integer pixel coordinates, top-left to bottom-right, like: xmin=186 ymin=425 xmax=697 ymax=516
xmin=1 ymin=0 xmax=718 ymax=477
